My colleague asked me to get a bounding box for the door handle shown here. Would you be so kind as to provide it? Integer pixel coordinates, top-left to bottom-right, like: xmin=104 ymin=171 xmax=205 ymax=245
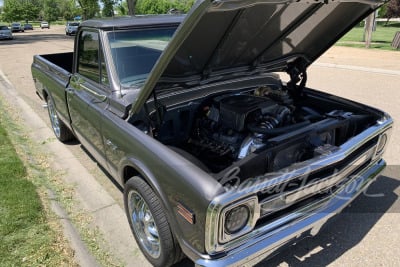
xmin=80 ymin=84 xmax=107 ymax=102
xmin=70 ymin=75 xmax=107 ymax=101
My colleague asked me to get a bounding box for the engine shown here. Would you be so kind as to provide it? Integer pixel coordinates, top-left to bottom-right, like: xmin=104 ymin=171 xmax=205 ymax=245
xmin=188 ymin=87 xmax=313 ymax=172
xmin=132 ymin=83 xmax=376 ymax=183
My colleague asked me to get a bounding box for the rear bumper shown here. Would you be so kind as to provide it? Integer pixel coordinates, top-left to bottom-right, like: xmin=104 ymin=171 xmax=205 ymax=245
xmin=195 ymin=158 xmax=386 ymax=267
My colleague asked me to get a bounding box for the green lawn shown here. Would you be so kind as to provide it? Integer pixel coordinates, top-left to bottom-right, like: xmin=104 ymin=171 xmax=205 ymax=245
xmin=337 ymin=22 xmax=400 ymax=50
xmin=0 ymin=119 xmax=71 ymax=266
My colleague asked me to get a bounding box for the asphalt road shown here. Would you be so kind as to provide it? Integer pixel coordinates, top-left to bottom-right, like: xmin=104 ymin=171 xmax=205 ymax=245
xmin=0 ymin=26 xmax=399 ymax=267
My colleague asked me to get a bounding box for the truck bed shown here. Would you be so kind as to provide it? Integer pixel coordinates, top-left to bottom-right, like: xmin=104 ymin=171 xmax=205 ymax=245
xmin=32 ymin=52 xmax=73 ymax=88
xmin=40 ymin=52 xmax=73 ymax=73
xmin=31 ymin=52 xmax=74 ymax=127
xmin=32 ymin=52 xmax=73 ymax=98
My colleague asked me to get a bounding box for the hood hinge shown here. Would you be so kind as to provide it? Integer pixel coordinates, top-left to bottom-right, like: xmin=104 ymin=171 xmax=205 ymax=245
xmin=287 ymin=58 xmax=308 ymax=98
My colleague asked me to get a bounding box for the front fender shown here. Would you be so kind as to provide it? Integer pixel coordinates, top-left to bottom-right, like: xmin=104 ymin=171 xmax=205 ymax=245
xmin=103 ymin=117 xmax=225 ymax=254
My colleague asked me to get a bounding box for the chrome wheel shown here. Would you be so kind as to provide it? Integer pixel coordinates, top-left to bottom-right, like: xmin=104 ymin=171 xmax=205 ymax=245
xmin=128 ymin=190 xmax=161 ymax=259
xmin=47 ymin=98 xmax=61 ymax=138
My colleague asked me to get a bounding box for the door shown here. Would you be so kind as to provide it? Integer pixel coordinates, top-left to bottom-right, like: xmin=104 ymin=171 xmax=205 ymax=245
xmin=67 ymin=30 xmax=110 ymax=167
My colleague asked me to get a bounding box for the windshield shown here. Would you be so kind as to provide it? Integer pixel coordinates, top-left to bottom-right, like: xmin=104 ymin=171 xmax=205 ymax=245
xmin=107 ymin=27 xmax=177 ymax=87
xmin=0 ymin=26 xmax=9 ymax=30
xmin=69 ymin=23 xmax=80 ymax=27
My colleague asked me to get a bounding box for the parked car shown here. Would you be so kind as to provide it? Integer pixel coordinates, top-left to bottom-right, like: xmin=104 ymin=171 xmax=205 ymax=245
xmin=24 ymin=24 xmax=34 ymax=30
xmin=32 ymin=1 xmax=393 ymax=266
xmin=11 ymin=22 xmax=24 ymax=32
xmin=40 ymin=21 xmax=49 ymax=29
xmin=65 ymin=22 xmax=80 ymax=36
xmin=0 ymin=25 xmax=13 ymax=40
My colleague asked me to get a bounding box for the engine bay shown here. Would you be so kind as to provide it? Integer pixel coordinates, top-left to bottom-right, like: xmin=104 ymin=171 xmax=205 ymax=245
xmin=132 ymin=81 xmax=379 ymax=186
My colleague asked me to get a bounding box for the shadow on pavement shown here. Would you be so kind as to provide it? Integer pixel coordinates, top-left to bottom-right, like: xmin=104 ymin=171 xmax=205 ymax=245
xmin=257 ymin=166 xmax=399 ymax=267
xmin=0 ymin=32 xmax=72 ymax=45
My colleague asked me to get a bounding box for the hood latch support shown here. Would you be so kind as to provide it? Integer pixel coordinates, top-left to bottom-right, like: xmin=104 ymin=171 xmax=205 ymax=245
xmin=287 ymin=59 xmax=308 ymax=98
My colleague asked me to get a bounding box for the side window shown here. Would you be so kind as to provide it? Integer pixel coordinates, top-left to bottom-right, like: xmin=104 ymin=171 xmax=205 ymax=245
xmin=78 ymin=31 xmax=100 ymax=83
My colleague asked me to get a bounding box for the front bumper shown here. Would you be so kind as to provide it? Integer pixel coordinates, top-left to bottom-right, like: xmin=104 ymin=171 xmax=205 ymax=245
xmin=0 ymin=35 xmax=13 ymax=40
xmin=195 ymin=158 xmax=386 ymax=267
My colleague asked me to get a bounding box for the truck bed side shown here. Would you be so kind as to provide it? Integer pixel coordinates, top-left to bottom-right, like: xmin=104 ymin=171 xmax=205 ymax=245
xmin=31 ymin=52 xmax=73 ymax=129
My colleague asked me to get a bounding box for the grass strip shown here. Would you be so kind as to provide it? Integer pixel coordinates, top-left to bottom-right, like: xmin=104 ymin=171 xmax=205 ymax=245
xmin=0 ymin=110 xmax=73 ymax=266
xmin=0 ymin=88 xmax=122 ymax=266
xmin=337 ymin=22 xmax=400 ymax=50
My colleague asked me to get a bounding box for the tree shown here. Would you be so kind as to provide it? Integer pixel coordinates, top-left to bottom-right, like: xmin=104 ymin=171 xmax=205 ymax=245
xmin=102 ymin=0 xmax=114 ymax=17
xmin=24 ymin=0 xmax=42 ymax=21
xmin=43 ymin=0 xmax=59 ymax=22
xmin=115 ymin=0 xmax=128 ymax=16
xmin=59 ymin=0 xmax=81 ymax=21
xmin=385 ymin=0 xmax=400 ymax=25
xmin=77 ymin=0 xmax=99 ymax=20
xmin=364 ymin=13 xmax=375 ymax=48
xmin=2 ymin=0 xmax=42 ymax=22
xmin=135 ymin=0 xmax=194 ymax=15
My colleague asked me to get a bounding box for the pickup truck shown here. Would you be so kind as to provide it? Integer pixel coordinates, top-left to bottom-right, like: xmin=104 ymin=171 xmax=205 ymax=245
xmin=32 ymin=0 xmax=393 ymax=266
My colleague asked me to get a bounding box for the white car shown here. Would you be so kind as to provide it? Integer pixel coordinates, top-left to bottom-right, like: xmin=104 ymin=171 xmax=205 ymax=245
xmin=40 ymin=21 xmax=49 ymax=29
xmin=0 ymin=25 xmax=13 ymax=40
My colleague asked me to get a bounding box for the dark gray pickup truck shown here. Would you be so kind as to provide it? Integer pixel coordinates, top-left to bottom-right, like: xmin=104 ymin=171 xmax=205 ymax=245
xmin=32 ymin=0 xmax=393 ymax=266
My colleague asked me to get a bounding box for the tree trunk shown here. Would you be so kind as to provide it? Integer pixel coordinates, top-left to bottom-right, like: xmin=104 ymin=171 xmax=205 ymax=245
xmin=364 ymin=13 xmax=375 ymax=48
xmin=386 ymin=17 xmax=390 ymax=26
xmin=127 ymin=0 xmax=137 ymax=15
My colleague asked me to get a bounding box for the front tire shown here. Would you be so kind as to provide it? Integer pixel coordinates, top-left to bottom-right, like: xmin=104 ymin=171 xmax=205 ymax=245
xmin=46 ymin=96 xmax=74 ymax=142
xmin=124 ymin=177 xmax=182 ymax=267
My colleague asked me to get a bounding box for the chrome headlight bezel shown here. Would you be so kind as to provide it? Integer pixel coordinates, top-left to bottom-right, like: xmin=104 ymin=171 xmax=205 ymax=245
xmin=218 ymin=196 xmax=260 ymax=244
xmin=373 ymin=128 xmax=392 ymax=159
xmin=205 ymin=195 xmax=260 ymax=254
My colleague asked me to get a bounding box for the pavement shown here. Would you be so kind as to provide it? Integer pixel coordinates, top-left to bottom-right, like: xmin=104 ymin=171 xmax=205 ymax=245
xmin=0 ymin=26 xmax=399 ymax=267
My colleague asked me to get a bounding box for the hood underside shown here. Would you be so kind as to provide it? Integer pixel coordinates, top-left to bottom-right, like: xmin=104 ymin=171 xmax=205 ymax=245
xmin=131 ymin=0 xmax=383 ymax=114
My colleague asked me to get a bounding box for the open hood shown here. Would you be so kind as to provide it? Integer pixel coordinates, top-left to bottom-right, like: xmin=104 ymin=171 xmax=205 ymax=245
xmin=130 ymin=0 xmax=383 ymax=114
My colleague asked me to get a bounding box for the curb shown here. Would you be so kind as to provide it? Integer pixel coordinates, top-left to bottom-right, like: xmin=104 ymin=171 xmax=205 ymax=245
xmin=313 ymin=62 xmax=400 ymax=76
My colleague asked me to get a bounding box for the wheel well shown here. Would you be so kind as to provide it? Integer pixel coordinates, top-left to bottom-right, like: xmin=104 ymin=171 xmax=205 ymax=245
xmin=123 ymin=166 xmax=141 ymax=185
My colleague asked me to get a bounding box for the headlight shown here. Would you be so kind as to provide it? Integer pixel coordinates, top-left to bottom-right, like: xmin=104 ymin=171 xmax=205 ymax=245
xmin=224 ymin=205 xmax=250 ymax=234
xmin=219 ymin=196 xmax=260 ymax=244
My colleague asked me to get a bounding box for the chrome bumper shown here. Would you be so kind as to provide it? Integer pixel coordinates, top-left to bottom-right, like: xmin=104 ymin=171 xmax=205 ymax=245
xmin=195 ymin=158 xmax=386 ymax=267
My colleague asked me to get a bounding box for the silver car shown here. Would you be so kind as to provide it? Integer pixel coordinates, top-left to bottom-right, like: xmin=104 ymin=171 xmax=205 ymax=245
xmin=65 ymin=22 xmax=80 ymax=36
xmin=11 ymin=22 xmax=24 ymax=32
xmin=0 ymin=25 xmax=13 ymax=40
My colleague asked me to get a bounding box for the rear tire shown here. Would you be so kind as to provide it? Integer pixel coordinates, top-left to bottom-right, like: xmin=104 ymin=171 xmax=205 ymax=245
xmin=46 ymin=96 xmax=74 ymax=142
xmin=124 ymin=176 xmax=182 ymax=267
